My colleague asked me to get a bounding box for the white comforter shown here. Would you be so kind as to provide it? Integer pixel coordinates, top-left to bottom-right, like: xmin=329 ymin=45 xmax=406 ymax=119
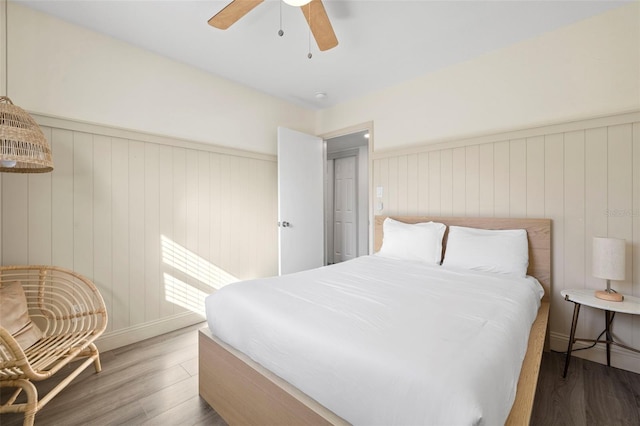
xmin=205 ymin=255 xmax=543 ymax=426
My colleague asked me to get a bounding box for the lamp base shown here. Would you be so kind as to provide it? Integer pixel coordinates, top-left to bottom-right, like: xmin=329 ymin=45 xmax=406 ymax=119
xmin=595 ymin=290 xmax=624 ymax=302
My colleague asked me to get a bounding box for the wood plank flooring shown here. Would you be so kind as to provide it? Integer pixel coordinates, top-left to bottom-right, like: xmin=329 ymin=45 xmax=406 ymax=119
xmin=2 ymin=324 xmax=639 ymax=425
xmin=531 ymin=349 xmax=640 ymax=425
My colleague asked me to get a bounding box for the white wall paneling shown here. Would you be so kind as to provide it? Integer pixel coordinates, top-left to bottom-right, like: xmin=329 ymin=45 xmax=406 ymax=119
xmin=0 ymin=115 xmax=278 ymax=351
xmin=372 ymin=110 xmax=640 ymax=373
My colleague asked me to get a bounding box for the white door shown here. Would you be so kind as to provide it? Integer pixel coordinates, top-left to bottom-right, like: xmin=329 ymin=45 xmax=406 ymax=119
xmin=333 ymin=155 xmax=357 ymax=263
xmin=277 ymin=127 xmax=324 ymax=275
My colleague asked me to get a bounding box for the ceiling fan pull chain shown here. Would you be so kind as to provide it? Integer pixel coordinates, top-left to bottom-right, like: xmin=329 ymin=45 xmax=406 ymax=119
xmin=307 ymin=2 xmax=312 ymax=59
xmin=278 ymin=0 xmax=284 ymax=37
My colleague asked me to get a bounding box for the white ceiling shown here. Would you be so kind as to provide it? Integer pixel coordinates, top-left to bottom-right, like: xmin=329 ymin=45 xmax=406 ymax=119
xmin=16 ymin=0 xmax=629 ymax=110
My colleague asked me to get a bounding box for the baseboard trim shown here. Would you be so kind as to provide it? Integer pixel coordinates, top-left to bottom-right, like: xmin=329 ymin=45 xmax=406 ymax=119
xmin=96 ymin=312 xmax=206 ymax=352
xmin=550 ymin=331 xmax=640 ymax=375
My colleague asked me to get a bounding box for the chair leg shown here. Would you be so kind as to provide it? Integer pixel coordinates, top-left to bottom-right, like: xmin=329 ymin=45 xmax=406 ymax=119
xmin=88 ymin=343 xmax=102 ymax=373
xmin=0 ymin=379 xmax=38 ymax=426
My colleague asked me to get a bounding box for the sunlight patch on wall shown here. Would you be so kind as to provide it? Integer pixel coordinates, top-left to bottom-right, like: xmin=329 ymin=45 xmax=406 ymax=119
xmin=163 ymin=273 xmax=208 ymax=317
xmin=161 ymin=235 xmax=237 ymax=290
xmin=161 ymin=235 xmax=239 ymax=315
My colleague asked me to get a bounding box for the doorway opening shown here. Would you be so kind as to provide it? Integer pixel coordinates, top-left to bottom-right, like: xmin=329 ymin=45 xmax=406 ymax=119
xmin=324 ymin=130 xmax=369 ymax=265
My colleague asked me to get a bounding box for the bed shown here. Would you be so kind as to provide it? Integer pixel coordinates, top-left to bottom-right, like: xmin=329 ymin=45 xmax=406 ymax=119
xmin=199 ymin=216 xmax=551 ymax=425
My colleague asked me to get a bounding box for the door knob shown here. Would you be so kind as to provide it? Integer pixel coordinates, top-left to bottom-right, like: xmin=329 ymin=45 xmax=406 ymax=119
xmin=280 ymin=221 xmax=291 ymax=228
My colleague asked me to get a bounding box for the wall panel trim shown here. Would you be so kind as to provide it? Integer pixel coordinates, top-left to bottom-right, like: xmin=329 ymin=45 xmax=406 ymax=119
xmin=372 ymin=110 xmax=640 ymax=160
xmin=96 ymin=312 xmax=205 ymax=352
xmin=31 ymin=112 xmax=276 ymax=162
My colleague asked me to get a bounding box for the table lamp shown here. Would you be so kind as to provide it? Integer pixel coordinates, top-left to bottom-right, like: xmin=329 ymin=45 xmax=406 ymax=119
xmin=592 ymin=237 xmax=625 ymax=302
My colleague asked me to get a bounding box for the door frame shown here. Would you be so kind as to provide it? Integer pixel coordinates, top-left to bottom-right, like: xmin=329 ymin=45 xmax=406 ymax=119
xmin=320 ymin=122 xmax=374 ymax=258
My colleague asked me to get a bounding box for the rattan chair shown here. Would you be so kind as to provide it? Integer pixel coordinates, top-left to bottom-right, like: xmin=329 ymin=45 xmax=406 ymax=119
xmin=0 ymin=266 xmax=107 ymax=426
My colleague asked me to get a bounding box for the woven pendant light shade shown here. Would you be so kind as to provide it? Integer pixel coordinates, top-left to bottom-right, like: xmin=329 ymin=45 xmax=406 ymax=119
xmin=0 ymin=96 xmax=53 ymax=173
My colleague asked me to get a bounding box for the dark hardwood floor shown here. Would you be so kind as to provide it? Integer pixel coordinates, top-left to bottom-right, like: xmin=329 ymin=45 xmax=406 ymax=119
xmin=531 ymin=350 xmax=640 ymax=426
xmin=2 ymin=324 xmax=639 ymax=425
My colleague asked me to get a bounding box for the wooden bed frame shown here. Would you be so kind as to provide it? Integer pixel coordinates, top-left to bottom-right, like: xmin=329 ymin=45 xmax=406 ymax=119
xmin=199 ymin=216 xmax=551 ymax=425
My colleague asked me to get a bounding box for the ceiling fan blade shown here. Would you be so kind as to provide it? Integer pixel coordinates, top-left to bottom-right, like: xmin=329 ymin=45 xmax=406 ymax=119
xmin=208 ymin=0 xmax=264 ymax=30
xmin=301 ymin=0 xmax=338 ymax=51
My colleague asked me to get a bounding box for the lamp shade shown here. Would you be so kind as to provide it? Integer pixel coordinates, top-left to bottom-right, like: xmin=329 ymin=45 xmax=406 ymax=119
xmin=592 ymin=237 xmax=625 ymax=281
xmin=0 ymin=96 xmax=53 ymax=173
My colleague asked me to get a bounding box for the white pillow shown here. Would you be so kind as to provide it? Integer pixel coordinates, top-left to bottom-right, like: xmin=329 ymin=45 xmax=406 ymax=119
xmin=377 ymin=218 xmax=446 ymax=264
xmin=442 ymin=226 xmax=529 ymax=277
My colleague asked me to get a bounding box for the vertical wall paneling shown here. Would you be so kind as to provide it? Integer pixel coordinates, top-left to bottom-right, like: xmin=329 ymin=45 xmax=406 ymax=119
xmin=197 ymin=151 xmax=211 ymax=297
xmin=526 ymin=137 xmax=545 ymax=218
xmin=209 ymin=153 xmax=222 ymax=283
xmin=51 ymin=129 xmax=74 ymax=268
xmin=607 ymin=125 xmax=634 ymax=293
xmin=464 ymin=145 xmax=480 ymax=217
xmin=73 ymin=132 xmax=94 ymax=281
xmin=144 ymin=143 xmax=160 ymax=323
xmin=509 ymin=139 xmax=527 ymax=217
xmin=406 ymin=154 xmax=419 ymax=215
xmin=388 ymin=157 xmax=399 ymax=215
xmin=451 ymin=147 xmax=466 ymax=216
xmin=1 ymin=174 xmax=27 ymax=264
xmin=397 ymin=155 xmax=408 ymax=214
xmin=93 ymin=135 xmax=113 ymax=332
xmin=478 ymin=143 xmax=494 ymax=217
xmin=428 ymin=151 xmax=441 ymax=215
xmin=184 ymin=149 xmax=200 ymax=310
xmin=128 ymin=141 xmax=146 ymax=326
xmin=493 ymin=141 xmax=510 ymax=216
xmin=370 ymin=112 xmax=640 ymax=372
xmin=1 ymin=116 xmax=278 ymax=350
xmin=225 ymin=156 xmax=243 ymax=277
xmin=562 ymin=131 xmax=586 ymax=334
xmin=584 ymin=128 xmax=608 ymax=335
xmin=607 ymin=124 xmax=634 ymax=342
xmin=543 ymin=133 xmax=565 ymax=333
xmin=417 ymin=153 xmax=429 ymax=213
xmin=218 ymin=155 xmax=232 ymax=275
xmin=158 ymin=145 xmax=175 ymax=319
xmin=27 ymin=127 xmax=52 ymax=265
xmin=111 ymin=138 xmax=130 ymax=330
xmin=381 ymin=158 xmax=389 ymax=215
xmin=440 ymin=149 xmax=453 ymax=216
xmin=171 ymin=147 xmax=187 ymax=315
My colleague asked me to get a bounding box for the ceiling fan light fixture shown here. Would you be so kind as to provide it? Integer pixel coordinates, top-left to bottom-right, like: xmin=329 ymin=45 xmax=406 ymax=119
xmin=283 ymin=0 xmax=312 ymax=7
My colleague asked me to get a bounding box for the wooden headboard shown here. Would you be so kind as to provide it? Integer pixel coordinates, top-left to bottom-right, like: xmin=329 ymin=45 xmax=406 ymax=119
xmin=374 ymin=216 xmax=552 ymax=301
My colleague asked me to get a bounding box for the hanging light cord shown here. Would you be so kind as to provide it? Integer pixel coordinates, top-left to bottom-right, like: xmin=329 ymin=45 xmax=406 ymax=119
xmin=4 ymin=0 xmax=8 ymax=96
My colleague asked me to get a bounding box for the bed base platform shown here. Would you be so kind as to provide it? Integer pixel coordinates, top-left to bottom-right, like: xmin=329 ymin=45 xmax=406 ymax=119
xmin=199 ymin=301 xmax=548 ymax=425
xmin=198 ymin=328 xmax=348 ymax=425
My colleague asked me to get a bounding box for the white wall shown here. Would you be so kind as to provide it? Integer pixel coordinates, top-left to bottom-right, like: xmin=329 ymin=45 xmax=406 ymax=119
xmin=317 ymin=3 xmax=640 ymax=152
xmin=7 ymin=2 xmax=315 ymax=155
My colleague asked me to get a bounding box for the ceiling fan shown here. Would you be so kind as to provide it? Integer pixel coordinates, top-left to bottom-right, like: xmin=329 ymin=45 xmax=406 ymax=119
xmin=208 ymin=0 xmax=338 ymax=52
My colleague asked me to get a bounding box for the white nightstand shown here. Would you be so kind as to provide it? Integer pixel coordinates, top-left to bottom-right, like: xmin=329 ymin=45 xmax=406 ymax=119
xmin=561 ymin=288 xmax=640 ymax=377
